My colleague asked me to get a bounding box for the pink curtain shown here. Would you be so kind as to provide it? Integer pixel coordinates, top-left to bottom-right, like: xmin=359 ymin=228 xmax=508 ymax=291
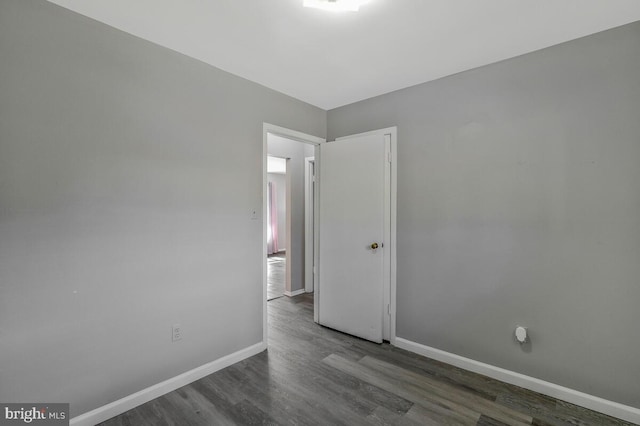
xmin=267 ymin=182 xmax=279 ymax=254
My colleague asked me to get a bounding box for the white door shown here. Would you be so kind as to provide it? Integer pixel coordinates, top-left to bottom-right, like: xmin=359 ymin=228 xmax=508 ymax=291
xmin=318 ymin=133 xmax=387 ymax=343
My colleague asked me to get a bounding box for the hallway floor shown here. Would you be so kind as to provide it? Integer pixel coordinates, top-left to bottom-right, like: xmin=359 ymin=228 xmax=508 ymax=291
xmin=267 ymin=252 xmax=286 ymax=300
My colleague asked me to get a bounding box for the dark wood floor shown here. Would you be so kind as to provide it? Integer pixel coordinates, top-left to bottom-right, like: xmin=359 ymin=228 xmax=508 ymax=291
xmin=100 ymin=294 xmax=633 ymax=425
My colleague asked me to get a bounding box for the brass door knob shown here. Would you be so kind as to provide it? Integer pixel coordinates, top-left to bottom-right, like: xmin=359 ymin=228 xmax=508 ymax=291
xmin=370 ymin=243 xmax=379 ymax=250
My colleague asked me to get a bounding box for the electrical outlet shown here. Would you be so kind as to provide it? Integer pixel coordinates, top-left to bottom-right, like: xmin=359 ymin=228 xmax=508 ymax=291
xmin=250 ymin=209 xmax=259 ymax=220
xmin=172 ymin=324 xmax=182 ymax=342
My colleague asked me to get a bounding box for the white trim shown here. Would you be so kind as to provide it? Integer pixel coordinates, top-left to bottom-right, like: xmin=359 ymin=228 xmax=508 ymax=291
xmin=394 ymin=338 xmax=640 ymax=424
xmin=263 ymin=123 xmax=325 ymax=341
xmin=313 ymin=144 xmax=320 ymax=323
xmin=304 ymin=156 xmax=315 ymax=294
xmin=264 ymin=123 xmax=325 ymax=145
xmin=263 ymin=126 xmax=269 ymax=345
xmin=389 ymin=129 xmax=397 ymax=345
xmin=284 ymin=288 xmax=306 ymax=297
xmin=285 ymin=159 xmax=292 ymax=295
xmin=70 ymin=342 xmax=266 ymax=426
xmin=383 ymin=134 xmax=391 ymax=341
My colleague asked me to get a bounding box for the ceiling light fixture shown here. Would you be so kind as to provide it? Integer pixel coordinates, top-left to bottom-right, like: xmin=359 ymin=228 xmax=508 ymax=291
xmin=303 ymin=0 xmax=370 ymax=12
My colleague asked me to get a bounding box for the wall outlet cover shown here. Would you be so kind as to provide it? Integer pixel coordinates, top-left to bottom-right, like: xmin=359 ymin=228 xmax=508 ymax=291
xmin=172 ymin=324 xmax=182 ymax=342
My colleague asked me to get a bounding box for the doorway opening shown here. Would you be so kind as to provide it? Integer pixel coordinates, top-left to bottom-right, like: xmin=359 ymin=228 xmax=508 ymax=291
xmin=266 ymin=155 xmax=287 ymax=300
xmin=262 ymin=124 xmax=398 ymax=346
xmin=262 ymin=124 xmax=324 ymax=343
xmin=267 ymin=155 xmax=315 ymax=300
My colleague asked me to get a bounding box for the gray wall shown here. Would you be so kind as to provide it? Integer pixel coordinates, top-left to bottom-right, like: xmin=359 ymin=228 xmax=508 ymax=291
xmin=267 ymin=172 xmax=287 ymax=251
xmin=328 ymin=22 xmax=640 ymax=408
xmin=267 ymin=135 xmax=315 ymax=293
xmin=0 ymin=0 xmax=325 ymax=417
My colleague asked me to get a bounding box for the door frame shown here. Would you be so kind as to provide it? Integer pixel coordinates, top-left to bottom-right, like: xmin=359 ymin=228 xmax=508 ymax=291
xmin=263 ymin=123 xmax=325 ymax=344
xmin=304 ymin=156 xmax=315 ymax=294
xmin=330 ymin=127 xmax=398 ymax=343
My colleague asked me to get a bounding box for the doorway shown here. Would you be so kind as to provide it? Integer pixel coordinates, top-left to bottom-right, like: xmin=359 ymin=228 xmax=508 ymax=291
xmin=262 ymin=124 xmax=324 ymax=342
xmin=266 ymin=155 xmax=287 ymax=300
xmin=262 ymin=124 xmax=397 ymax=346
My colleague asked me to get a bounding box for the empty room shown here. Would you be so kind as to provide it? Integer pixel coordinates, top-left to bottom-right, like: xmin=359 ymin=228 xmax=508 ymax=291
xmin=1 ymin=1 xmax=639 ymax=425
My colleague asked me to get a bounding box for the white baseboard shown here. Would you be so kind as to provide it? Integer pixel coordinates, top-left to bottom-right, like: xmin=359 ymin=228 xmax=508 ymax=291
xmin=394 ymin=337 xmax=640 ymax=424
xmin=70 ymin=341 xmax=266 ymax=426
xmin=284 ymin=289 xmax=305 ymax=297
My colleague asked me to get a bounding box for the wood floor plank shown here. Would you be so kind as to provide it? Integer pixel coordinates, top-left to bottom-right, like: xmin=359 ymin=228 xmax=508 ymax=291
xmin=531 ymin=419 xmax=557 ymax=426
xmin=477 ymin=414 xmax=511 ymax=426
xmin=553 ymin=399 xmax=634 ymax=426
xmin=359 ymin=355 xmax=532 ymax=425
xmin=401 ymin=405 xmax=445 ymax=426
xmin=197 ymin=372 xmax=247 ymax=406
xmin=232 ymin=399 xmax=281 ymax=426
xmin=496 ymin=393 xmax=635 ymax=426
xmin=495 ymin=392 xmax=570 ymax=426
xmin=349 ymin=341 xmax=504 ymax=401
xmin=173 ymin=385 xmax=237 ymax=426
xmin=267 ymin=310 xmax=417 ymax=419
xmin=323 ymin=353 xmax=483 ymax=424
xmin=222 ymin=355 xmax=329 ymax=425
xmin=230 ymin=352 xmax=374 ymax=425
xmin=365 ymin=406 xmax=409 ymax=425
xmin=405 ymin=399 xmax=480 ymax=426
xmin=224 ymin=375 xmax=320 ymax=424
xmin=139 ymin=397 xmax=179 ymax=426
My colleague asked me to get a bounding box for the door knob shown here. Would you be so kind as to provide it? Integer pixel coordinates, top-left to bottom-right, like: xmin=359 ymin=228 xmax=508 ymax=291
xmin=370 ymin=243 xmax=379 ymax=250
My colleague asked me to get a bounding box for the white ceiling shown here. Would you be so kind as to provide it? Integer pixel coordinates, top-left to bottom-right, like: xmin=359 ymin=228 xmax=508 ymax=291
xmin=47 ymin=0 xmax=640 ymax=110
